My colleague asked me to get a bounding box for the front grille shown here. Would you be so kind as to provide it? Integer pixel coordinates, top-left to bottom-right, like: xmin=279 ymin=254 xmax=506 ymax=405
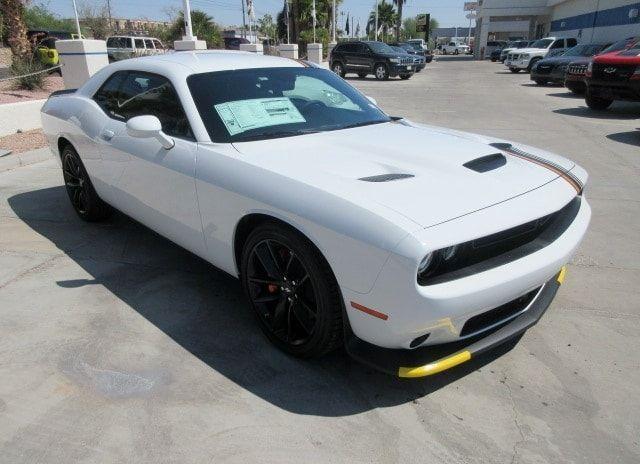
xmin=567 ymin=63 xmax=587 ymax=76
xmin=460 ymin=288 xmax=541 ymax=337
xmin=593 ymin=63 xmax=637 ymax=81
xmin=400 ymin=57 xmax=412 ymax=65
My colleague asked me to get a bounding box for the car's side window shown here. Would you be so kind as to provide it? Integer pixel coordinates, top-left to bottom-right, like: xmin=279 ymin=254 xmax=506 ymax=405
xmin=135 ymin=38 xmax=144 ymax=49
xmin=93 ymin=71 xmax=194 ymax=140
xmin=567 ymin=38 xmax=577 ymax=47
xmin=551 ymin=40 xmax=564 ymax=49
xmin=144 ymin=39 xmax=154 ymax=49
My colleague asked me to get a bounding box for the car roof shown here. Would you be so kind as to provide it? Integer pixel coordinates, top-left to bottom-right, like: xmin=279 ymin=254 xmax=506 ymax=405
xmin=108 ymin=50 xmax=304 ymax=75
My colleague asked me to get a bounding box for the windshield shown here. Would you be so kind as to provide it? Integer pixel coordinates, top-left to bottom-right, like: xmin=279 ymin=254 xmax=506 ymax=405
xmin=188 ymin=67 xmax=391 ymax=143
xmin=391 ymin=46 xmax=406 ymax=54
xmin=367 ymin=42 xmax=396 ymax=54
xmin=601 ymin=37 xmax=638 ymax=54
xmin=530 ymin=39 xmax=553 ymax=49
xmin=562 ymin=44 xmax=597 ymax=57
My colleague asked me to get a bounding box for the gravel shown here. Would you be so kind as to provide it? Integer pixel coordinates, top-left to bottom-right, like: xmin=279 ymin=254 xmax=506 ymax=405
xmin=0 ymin=128 xmax=48 ymax=155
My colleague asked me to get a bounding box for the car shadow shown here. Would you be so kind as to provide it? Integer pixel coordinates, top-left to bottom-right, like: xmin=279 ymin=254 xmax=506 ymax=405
xmin=8 ymin=186 xmax=520 ymax=416
xmin=606 ymin=130 xmax=640 ymax=146
xmin=553 ymin=105 xmax=640 ymax=120
xmin=547 ymin=91 xmax=582 ymax=98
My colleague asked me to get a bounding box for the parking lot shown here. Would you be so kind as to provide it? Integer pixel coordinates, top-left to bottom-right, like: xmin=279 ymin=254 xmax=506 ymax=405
xmin=1 ymin=56 xmax=639 ymax=463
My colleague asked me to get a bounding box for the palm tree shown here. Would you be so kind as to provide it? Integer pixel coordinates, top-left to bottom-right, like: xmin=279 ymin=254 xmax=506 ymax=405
xmin=1 ymin=0 xmax=30 ymax=57
xmin=367 ymin=1 xmax=396 ymax=41
xmin=393 ymin=0 xmax=405 ymax=41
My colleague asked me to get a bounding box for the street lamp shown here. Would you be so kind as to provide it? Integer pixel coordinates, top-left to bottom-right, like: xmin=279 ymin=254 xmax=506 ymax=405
xmin=182 ymin=0 xmax=195 ymax=39
xmin=71 ymin=0 xmax=82 ymax=38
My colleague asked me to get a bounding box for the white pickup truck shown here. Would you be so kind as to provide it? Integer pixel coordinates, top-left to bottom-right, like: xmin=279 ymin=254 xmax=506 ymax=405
xmin=505 ymin=37 xmax=577 ymax=72
xmin=441 ymin=41 xmax=470 ymax=55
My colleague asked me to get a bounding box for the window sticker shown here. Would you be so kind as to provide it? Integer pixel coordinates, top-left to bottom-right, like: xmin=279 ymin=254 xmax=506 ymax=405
xmin=214 ymin=97 xmax=306 ymax=136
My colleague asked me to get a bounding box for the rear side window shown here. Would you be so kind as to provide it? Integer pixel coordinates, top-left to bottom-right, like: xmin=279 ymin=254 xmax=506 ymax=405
xmin=135 ymin=38 xmax=144 ymax=49
xmin=153 ymin=40 xmax=163 ymax=49
xmin=93 ymin=71 xmax=194 ymax=140
xmin=566 ymin=38 xmax=577 ymax=47
xmin=551 ymin=40 xmax=565 ymax=49
xmin=107 ymin=37 xmax=131 ymax=48
xmin=145 ymin=39 xmax=154 ymax=49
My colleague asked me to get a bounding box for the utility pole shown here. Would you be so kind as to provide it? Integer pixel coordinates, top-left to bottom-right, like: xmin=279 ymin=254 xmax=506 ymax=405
xmin=241 ymin=0 xmax=246 ymax=38
xmin=332 ymin=0 xmax=336 ymax=42
xmin=375 ymin=0 xmax=378 ymax=41
xmin=106 ymin=0 xmax=112 ymax=31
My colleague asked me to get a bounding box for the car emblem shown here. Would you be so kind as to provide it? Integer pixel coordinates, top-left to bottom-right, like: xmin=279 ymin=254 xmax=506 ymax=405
xmin=603 ymin=67 xmax=617 ymax=74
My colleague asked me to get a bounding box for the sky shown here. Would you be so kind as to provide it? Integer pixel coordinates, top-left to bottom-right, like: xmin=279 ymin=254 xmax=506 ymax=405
xmin=43 ymin=0 xmax=472 ymax=30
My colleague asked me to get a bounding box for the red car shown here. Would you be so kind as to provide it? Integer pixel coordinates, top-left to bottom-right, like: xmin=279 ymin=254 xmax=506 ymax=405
xmin=585 ymin=37 xmax=640 ymax=110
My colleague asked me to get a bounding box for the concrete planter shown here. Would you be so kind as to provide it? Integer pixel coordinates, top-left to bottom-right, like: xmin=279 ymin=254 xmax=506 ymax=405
xmin=0 ymin=99 xmax=47 ymax=137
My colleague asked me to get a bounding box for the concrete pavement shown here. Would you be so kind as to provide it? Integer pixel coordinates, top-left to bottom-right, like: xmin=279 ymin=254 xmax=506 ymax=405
xmin=0 ymin=56 xmax=638 ymax=463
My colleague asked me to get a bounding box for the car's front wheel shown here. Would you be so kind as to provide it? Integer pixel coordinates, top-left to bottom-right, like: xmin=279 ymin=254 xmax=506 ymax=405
xmin=374 ymin=64 xmax=389 ymax=80
xmin=585 ymin=91 xmax=613 ymax=110
xmin=241 ymin=223 xmax=343 ymax=358
xmin=331 ymin=61 xmax=345 ymax=77
xmin=510 ymin=68 xmax=520 ymax=73
xmin=61 ymin=144 xmax=112 ymax=222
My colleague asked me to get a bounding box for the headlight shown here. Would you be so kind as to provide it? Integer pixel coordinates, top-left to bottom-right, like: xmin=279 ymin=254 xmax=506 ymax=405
xmin=389 ymin=58 xmax=400 ymax=63
xmin=521 ymin=54 xmax=530 ymax=59
xmin=418 ymin=253 xmax=434 ymax=274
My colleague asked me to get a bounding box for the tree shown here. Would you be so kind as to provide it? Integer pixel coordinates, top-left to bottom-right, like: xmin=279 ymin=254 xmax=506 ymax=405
xmin=167 ymin=10 xmax=222 ymax=48
xmin=2 ymin=0 xmax=30 ymax=57
xmin=402 ymin=15 xmax=439 ymax=41
xmin=24 ymin=2 xmax=74 ymax=33
xmin=258 ymin=14 xmax=276 ymax=42
xmin=393 ymin=0 xmax=404 ymax=41
xmin=78 ymin=1 xmax=111 ymax=39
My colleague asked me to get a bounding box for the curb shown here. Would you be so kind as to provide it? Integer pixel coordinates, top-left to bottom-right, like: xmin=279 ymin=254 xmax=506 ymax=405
xmin=0 ymin=147 xmax=53 ymax=172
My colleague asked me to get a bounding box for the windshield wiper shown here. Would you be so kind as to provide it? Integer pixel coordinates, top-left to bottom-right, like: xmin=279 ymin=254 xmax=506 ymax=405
xmin=340 ymin=120 xmax=390 ymax=130
xmin=235 ymin=129 xmax=320 ymax=142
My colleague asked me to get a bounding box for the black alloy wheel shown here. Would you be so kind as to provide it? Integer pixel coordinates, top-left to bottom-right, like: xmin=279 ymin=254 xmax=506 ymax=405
xmin=241 ymin=224 xmax=343 ymax=358
xmin=332 ymin=61 xmax=345 ymax=77
xmin=374 ymin=64 xmax=389 ymax=81
xmin=61 ymin=145 xmax=112 ymax=221
xmin=585 ymin=90 xmax=613 ymax=110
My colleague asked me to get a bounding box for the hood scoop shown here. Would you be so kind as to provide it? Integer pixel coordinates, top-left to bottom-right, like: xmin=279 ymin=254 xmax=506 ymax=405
xmin=359 ymin=173 xmax=415 ymax=182
xmin=463 ymin=153 xmax=507 ymax=173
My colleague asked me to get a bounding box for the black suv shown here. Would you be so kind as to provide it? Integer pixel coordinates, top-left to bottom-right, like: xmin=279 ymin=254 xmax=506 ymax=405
xmin=330 ymin=41 xmax=416 ymax=80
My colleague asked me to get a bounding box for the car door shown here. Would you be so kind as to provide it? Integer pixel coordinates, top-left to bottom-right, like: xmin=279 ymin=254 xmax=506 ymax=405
xmin=96 ymin=70 xmax=205 ymax=256
xmin=548 ymin=39 xmax=566 ymax=57
xmin=353 ymin=43 xmax=373 ymax=71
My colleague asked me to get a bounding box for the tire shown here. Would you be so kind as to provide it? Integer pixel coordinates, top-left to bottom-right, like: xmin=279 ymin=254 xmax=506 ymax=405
xmin=454 ymin=49 xmax=459 ymax=55
xmin=357 ymin=73 xmax=367 ymax=79
xmin=374 ymin=63 xmax=389 ymax=81
xmin=527 ymin=58 xmax=541 ymax=72
xmin=535 ymin=79 xmax=546 ymax=85
xmin=400 ymin=74 xmax=411 ymax=80
xmin=585 ymin=90 xmax=613 ymax=111
xmin=241 ymin=223 xmax=343 ymax=358
xmin=61 ymin=144 xmax=112 ymax=222
xmin=331 ymin=61 xmax=345 ymax=78
xmin=491 ymin=58 xmax=497 ymax=62
xmin=510 ymin=68 xmax=521 ymax=73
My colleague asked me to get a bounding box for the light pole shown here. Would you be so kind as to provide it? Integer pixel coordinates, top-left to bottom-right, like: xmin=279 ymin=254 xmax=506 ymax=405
xmin=182 ymin=0 xmax=194 ymax=39
xmin=332 ymin=0 xmax=336 ymax=42
xmin=375 ymin=0 xmax=378 ymax=41
xmin=71 ymin=0 xmax=82 ymax=38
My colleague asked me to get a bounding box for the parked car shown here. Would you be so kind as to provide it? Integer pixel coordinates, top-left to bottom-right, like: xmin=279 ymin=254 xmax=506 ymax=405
xmin=499 ymin=40 xmax=533 ymax=63
xmin=403 ymin=40 xmax=434 ymax=62
xmin=106 ymin=36 xmax=166 ymax=62
xmin=34 ymin=36 xmax=61 ymax=69
xmin=530 ymin=43 xmax=608 ymax=86
xmin=389 ymin=45 xmax=426 ymax=72
xmin=330 ymin=41 xmax=416 ymax=80
xmin=505 ymin=37 xmax=578 ymax=73
xmin=40 ymin=51 xmax=589 ymax=377
xmin=584 ymin=37 xmax=640 ymax=110
xmin=224 ymin=37 xmax=250 ymax=50
xmin=490 ymin=48 xmax=503 ymax=62
xmin=565 ymin=37 xmax=637 ymax=94
xmin=485 ymin=40 xmax=507 ymax=60
xmin=442 ymin=41 xmax=470 ymax=55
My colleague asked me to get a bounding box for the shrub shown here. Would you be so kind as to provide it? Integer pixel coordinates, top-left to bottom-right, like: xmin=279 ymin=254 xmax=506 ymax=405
xmin=11 ymin=55 xmax=47 ymax=90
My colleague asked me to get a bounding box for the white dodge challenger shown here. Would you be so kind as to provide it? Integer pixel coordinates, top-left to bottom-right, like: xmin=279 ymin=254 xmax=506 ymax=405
xmin=41 ymin=51 xmax=590 ymax=378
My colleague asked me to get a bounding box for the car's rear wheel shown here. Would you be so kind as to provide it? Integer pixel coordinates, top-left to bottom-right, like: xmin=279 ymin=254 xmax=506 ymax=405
xmin=527 ymin=58 xmax=541 ymax=72
xmin=61 ymin=145 xmax=112 ymax=222
xmin=241 ymin=223 xmax=343 ymax=358
xmin=374 ymin=64 xmax=389 ymax=81
xmin=585 ymin=90 xmax=613 ymax=110
xmin=331 ymin=61 xmax=345 ymax=77
xmin=357 ymin=72 xmax=367 ymax=78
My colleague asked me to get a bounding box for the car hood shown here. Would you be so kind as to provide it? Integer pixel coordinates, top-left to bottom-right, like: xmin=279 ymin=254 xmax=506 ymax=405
xmin=232 ymin=122 xmax=574 ymax=228
xmin=538 ymin=55 xmax=584 ymax=66
xmin=516 ymin=48 xmax=548 ymax=54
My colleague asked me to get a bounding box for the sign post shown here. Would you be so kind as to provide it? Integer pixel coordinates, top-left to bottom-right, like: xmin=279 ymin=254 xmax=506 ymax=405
xmin=417 ymin=13 xmax=430 ymax=43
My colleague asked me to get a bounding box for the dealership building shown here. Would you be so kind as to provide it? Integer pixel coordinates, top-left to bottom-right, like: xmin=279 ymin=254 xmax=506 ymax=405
xmin=473 ymin=0 xmax=640 ymax=58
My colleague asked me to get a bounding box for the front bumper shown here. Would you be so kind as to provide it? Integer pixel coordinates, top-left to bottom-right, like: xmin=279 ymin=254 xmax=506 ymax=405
xmin=390 ymin=64 xmax=416 ymax=76
xmin=345 ymin=268 xmax=566 ymax=378
xmin=507 ymin=59 xmax=531 ymax=70
xmin=531 ymin=66 xmax=566 ymax=83
xmin=588 ymin=80 xmax=640 ymax=102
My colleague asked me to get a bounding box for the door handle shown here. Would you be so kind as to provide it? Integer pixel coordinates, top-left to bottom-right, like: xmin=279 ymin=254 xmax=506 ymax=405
xmin=100 ymin=130 xmax=114 ymax=141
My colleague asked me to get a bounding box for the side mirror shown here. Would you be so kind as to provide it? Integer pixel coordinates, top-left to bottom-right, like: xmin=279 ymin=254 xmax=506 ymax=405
xmin=366 ymin=95 xmax=378 ymax=106
xmin=126 ymin=115 xmax=174 ymax=149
